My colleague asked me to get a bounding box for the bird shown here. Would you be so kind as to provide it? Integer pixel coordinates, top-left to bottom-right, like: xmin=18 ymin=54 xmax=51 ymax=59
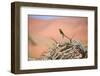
xmin=59 ymin=28 xmax=72 ymax=43
xmin=59 ymin=28 xmax=65 ymax=38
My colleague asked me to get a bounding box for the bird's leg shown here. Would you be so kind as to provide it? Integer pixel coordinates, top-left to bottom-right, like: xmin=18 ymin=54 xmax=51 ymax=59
xmin=70 ymin=38 xmax=72 ymax=43
xmin=60 ymin=35 xmax=64 ymax=44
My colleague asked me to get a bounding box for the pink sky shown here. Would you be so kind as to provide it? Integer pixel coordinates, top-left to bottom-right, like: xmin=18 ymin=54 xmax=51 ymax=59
xmin=28 ymin=15 xmax=88 ymax=59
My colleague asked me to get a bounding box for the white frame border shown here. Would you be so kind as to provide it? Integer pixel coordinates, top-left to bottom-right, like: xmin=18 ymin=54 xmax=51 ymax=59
xmin=20 ymin=6 xmax=95 ymax=70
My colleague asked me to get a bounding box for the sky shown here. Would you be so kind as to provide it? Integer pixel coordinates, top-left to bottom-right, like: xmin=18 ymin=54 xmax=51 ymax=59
xmin=31 ymin=15 xmax=59 ymax=20
xmin=28 ymin=15 xmax=88 ymax=59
